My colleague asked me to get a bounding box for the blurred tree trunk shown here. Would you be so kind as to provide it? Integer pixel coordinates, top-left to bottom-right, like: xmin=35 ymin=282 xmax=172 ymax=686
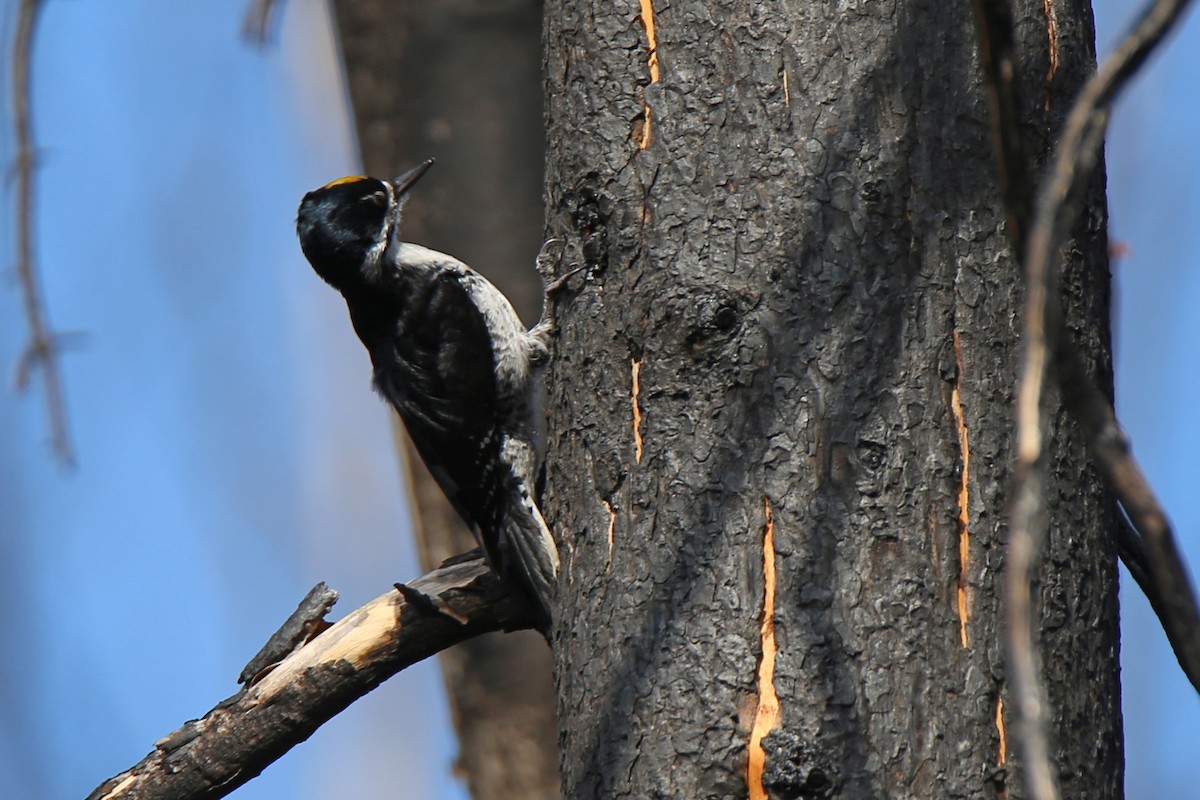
xmin=331 ymin=2 xmax=561 ymax=799
xmin=541 ymin=0 xmax=1122 ymax=798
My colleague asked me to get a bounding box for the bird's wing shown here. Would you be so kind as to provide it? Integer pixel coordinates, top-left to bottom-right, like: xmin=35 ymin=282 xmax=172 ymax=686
xmin=366 ymin=270 xmax=508 ymax=544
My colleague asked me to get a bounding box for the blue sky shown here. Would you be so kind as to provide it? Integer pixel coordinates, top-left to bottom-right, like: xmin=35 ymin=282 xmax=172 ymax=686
xmin=0 ymin=3 xmax=460 ymax=798
xmin=1 ymin=1 xmax=1196 ymax=798
xmin=1098 ymin=0 xmax=1200 ymax=793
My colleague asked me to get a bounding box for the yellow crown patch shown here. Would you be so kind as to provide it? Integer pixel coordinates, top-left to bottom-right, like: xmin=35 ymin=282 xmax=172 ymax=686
xmin=321 ymin=175 xmax=370 ymax=189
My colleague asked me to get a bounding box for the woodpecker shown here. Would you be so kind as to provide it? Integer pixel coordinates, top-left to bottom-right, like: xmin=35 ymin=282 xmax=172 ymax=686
xmin=296 ymin=160 xmax=562 ymax=631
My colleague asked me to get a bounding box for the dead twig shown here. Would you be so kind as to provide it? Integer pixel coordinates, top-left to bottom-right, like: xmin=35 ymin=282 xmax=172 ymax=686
xmin=975 ymin=1 xmax=1200 ymax=798
xmin=86 ymin=553 xmax=537 ymax=800
xmin=241 ymin=0 xmax=284 ymax=44
xmin=11 ymin=0 xmax=74 ymax=465
xmin=972 ymin=2 xmax=1065 ymax=795
xmin=1020 ymin=0 xmax=1200 ymax=694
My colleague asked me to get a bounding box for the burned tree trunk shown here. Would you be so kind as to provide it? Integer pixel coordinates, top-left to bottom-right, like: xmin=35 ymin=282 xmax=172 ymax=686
xmin=541 ymin=1 xmax=1121 ymax=798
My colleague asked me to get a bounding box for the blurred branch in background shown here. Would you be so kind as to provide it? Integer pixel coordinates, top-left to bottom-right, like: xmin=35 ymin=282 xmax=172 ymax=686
xmin=242 ymin=0 xmax=285 ymax=44
xmin=1022 ymin=0 xmax=1200 ymax=697
xmin=11 ymin=0 xmax=74 ymax=466
xmin=973 ymin=0 xmax=1200 ymax=798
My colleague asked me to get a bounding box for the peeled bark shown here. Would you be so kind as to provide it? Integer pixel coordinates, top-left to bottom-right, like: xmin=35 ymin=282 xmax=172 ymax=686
xmin=541 ymin=1 xmax=1121 ymax=798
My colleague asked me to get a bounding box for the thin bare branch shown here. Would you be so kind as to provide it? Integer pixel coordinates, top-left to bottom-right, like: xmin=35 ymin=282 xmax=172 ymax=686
xmin=242 ymin=0 xmax=284 ymax=44
xmin=1021 ymin=0 xmax=1200 ymax=689
xmin=971 ymin=0 xmax=1035 ymax=250
xmin=86 ymin=554 xmax=537 ymax=800
xmin=972 ymin=2 xmax=1063 ymax=796
xmin=1117 ymin=515 xmax=1165 ymax=619
xmin=1051 ymin=320 xmax=1200 ymax=692
xmin=1005 ymin=473 xmax=1057 ymax=800
xmin=11 ymin=0 xmax=74 ymax=465
xmin=976 ymin=0 xmax=1200 ymax=797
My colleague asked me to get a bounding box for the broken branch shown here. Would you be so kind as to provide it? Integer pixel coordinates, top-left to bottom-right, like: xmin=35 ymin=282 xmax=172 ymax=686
xmin=86 ymin=554 xmax=535 ymax=800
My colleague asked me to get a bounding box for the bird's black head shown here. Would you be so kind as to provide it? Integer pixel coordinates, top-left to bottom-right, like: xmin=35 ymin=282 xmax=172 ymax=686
xmin=296 ymin=160 xmax=434 ymax=291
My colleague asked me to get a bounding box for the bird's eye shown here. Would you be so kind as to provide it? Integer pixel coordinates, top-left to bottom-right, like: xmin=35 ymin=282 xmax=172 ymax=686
xmin=363 ymin=191 xmax=388 ymax=207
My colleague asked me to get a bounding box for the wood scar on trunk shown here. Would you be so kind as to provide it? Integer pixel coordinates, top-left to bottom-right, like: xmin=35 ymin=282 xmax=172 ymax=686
xmin=1043 ymin=0 xmax=1059 ymax=119
xmin=603 ymin=498 xmax=617 ymax=571
xmin=951 ymin=329 xmax=971 ymax=648
xmin=632 ymin=357 xmax=644 ymax=463
xmin=1043 ymin=0 xmax=1059 ymax=80
xmin=637 ymin=0 xmax=660 ymax=149
xmin=995 ymin=696 xmax=1008 ymax=766
xmin=747 ymin=496 xmax=781 ymax=800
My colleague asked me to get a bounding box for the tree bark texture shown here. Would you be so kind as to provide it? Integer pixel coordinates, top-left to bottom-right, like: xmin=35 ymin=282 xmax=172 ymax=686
xmin=542 ymin=1 xmax=1121 ymax=798
xmin=331 ymin=2 xmax=561 ymax=798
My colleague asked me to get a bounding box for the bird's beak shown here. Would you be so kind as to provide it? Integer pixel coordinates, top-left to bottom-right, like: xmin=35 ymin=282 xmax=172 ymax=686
xmin=392 ymin=159 xmax=435 ymax=196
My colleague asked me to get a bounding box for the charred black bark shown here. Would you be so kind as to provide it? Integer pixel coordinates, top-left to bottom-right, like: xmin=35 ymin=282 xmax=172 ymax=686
xmin=542 ymin=1 xmax=1121 ymax=798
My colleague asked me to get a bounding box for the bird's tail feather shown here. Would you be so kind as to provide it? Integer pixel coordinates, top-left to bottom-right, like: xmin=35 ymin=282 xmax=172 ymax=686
xmin=503 ymin=487 xmax=559 ymax=631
